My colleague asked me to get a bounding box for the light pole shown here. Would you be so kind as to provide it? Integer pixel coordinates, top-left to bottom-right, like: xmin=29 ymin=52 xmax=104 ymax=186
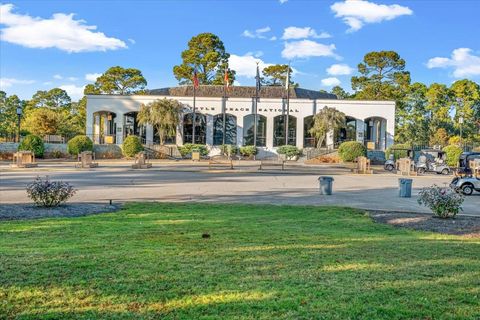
xmin=16 ymin=106 xmax=22 ymax=143
xmin=459 ymin=116 xmax=464 ymax=149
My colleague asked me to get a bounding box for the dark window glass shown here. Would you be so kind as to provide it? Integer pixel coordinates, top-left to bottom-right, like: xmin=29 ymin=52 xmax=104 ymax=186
xmin=243 ymin=114 xmax=267 ymax=146
xmin=303 ymin=115 xmax=316 ymax=148
xmin=273 ymin=115 xmax=296 ymax=146
xmin=183 ymin=113 xmax=206 ymax=144
xmin=213 ymin=114 xmax=237 ymax=145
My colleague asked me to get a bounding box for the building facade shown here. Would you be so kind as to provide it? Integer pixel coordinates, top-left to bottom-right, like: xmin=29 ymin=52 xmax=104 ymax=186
xmin=86 ymin=86 xmax=395 ymax=152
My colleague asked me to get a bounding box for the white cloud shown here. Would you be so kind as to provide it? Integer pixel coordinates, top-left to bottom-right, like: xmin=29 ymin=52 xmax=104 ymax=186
xmin=68 ymin=77 xmax=78 ymax=81
xmin=0 ymin=77 xmax=35 ymax=89
xmin=281 ymin=40 xmax=339 ymax=59
xmin=427 ymin=48 xmax=480 ymax=78
xmin=241 ymin=26 xmax=272 ymax=39
xmin=279 ymin=0 xmax=288 ymax=3
xmin=282 ymin=27 xmax=331 ymax=40
xmin=326 ymin=63 xmax=353 ymax=75
xmin=269 ymin=36 xmax=277 ymax=41
xmin=331 ymin=0 xmax=412 ymax=32
xmin=53 ymin=74 xmax=63 ymax=80
xmin=0 ymin=3 xmax=127 ymax=52
xmin=59 ymin=84 xmax=85 ymax=100
xmin=85 ymin=73 xmax=102 ymax=82
xmin=43 ymin=81 xmax=53 ymax=85
xmin=228 ymin=54 xmax=273 ymax=78
xmin=128 ymin=38 xmax=136 ymax=44
xmin=321 ymin=77 xmax=341 ymax=87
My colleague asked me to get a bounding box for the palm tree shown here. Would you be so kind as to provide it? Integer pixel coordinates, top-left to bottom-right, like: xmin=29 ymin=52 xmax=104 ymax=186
xmin=309 ymin=106 xmax=346 ymax=148
xmin=137 ymin=98 xmax=182 ymax=145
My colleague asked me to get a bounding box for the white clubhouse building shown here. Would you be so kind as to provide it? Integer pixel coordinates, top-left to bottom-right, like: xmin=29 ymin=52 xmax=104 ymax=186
xmin=86 ymin=86 xmax=395 ymax=152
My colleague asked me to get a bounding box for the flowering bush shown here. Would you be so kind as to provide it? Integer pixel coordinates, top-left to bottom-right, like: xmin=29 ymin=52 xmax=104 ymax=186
xmin=26 ymin=177 xmax=76 ymax=207
xmin=417 ymin=185 xmax=464 ymax=218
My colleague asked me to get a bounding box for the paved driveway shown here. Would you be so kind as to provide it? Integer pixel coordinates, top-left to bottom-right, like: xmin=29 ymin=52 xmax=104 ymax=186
xmin=1 ymin=163 xmax=479 ymax=216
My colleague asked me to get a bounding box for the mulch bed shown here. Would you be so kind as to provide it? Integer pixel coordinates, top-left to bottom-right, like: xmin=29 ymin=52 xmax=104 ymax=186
xmin=369 ymin=210 xmax=480 ymax=237
xmin=0 ymin=203 xmax=121 ymax=221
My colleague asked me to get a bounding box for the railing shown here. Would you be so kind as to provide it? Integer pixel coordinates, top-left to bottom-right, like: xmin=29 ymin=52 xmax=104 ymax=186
xmin=306 ymin=143 xmax=338 ymax=160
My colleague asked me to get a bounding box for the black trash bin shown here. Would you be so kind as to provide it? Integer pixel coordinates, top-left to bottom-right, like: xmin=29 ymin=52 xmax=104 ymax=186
xmin=318 ymin=176 xmax=334 ymax=195
xmin=398 ymin=178 xmax=413 ymax=198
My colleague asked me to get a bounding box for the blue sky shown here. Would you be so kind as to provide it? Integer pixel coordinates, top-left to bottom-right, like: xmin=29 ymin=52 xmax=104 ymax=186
xmin=1 ymin=0 xmax=479 ymax=101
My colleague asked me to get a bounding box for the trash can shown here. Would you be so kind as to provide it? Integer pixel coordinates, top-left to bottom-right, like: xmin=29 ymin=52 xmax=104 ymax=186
xmin=191 ymin=150 xmax=200 ymax=161
xmin=398 ymin=178 xmax=413 ymax=198
xmin=318 ymin=176 xmax=334 ymax=195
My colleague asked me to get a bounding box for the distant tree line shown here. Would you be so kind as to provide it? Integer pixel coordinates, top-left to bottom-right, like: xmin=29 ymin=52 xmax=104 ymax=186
xmin=1 ymin=33 xmax=479 ymax=147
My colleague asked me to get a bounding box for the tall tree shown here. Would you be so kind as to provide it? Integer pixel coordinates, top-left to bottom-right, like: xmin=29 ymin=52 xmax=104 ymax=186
xmin=330 ymin=86 xmax=351 ymax=99
xmin=28 ymin=88 xmax=71 ymax=110
xmin=86 ymin=66 xmax=147 ymax=95
xmin=395 ymin=83 xmax=430 ymax=144
xmin=261 ymin=64 xmax=297 ymax=87
xmin=450 ymin=79 xmax=480 ymax=141
xmin=22 ymin=108 xmax=61 ymax=136
xmin=0 ymin=91 xmax=24 ymax=136
xmin=173 ymin=33 xmax=235 ymax=85
xmin=351 ymin=51 xmax=410 ymax=100
xmin=309 ymin=107 xmax=346 ymax=148
xmin=425 ymin=83 xmax=453 ymax=136
xmin=137 ymin=98 xmax=182 ymax=145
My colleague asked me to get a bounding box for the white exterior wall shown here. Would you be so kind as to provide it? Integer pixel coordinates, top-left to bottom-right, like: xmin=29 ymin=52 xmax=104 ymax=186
xmin=86 ymin=95 xmax=396 ymax=151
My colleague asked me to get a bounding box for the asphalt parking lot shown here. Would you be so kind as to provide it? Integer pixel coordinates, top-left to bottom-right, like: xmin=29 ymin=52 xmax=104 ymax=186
xmin=1 ymin=161 xmax=479 ymax=216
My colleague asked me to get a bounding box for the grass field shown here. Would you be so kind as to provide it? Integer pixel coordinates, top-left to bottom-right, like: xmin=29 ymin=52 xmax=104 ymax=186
xmin=1 ymin=203 xmax=479 ymax=319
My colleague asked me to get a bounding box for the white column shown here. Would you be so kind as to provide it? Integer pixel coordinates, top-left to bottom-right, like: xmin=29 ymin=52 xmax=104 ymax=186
xmin=356 ymin=119 xmax=365 ymax=143
xmin=176 ymin=120 xmax=183 ymax=146
xmin=326 ymin=129 xmax=334 ymax=147
xmin=117 ymin=114 xmax=125 ymax=145
xmin=146 ymin=124 xmax=154 ymax=145
xmin=236 ymin=115 xmax=244 ymax=147
xmin=266 ymin=115 xmax=274 ymax=149
xmin=93 ymin=114 xmax=100 ymax=144
xmin=206 ymin=114 xmax=214 ymax=145
xmin=296 ymin=116 xmax=304 ymax=149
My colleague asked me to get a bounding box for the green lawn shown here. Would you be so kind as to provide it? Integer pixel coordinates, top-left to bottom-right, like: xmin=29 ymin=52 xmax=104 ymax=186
xmin=0 ymin=203 xmax=479 ymax=319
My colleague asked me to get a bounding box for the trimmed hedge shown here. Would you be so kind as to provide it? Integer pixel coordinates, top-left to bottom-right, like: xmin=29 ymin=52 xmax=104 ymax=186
xmin=179 ymin=144 xmax=209 ymax=157
xmin=338 ymin=141 xmax=367 ymax=162
xmin=442 ymin=145 xmax=463 ymax=167
xmin=67 ymin=135 xmax=93 ymax=155
xmin=239 ymin=145 xmax=258 ymax=157
xmin=122 ymin=136 xmax=144 ymax=157
xmin=385 ymin=143 xmax=412 ymax=160
xmin=277 ymin=145 xmax=301 ymax=159
xmin=18 ymin=134 xmax=44 ymax=157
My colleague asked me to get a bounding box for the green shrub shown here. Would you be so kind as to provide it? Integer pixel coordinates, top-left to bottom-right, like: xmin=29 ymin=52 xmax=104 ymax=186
xmin=122 ymin=135 xmax=144 ymax=157
xmin=239 ymin=145 xmax=258 ymax=157
xmin=277 ymin=145 xmax=301 ymax=159
xmin=18 ymin=134 xmax=44 ymax=157
xmin=338 ymin=141 xmax=366 ymax=162
xmin=67 ymin=135 xmax=93 ymax=155
xmin=442 ymin=145 xmax=463 ymax=167
xmin=220 ymin=144 xmax=238 ymax=156
xmin=178 ymin=144 xmax=209 ymax=157
xmin=385 ymin=143 xmax=412 ymax=160
xmin=27 ymin=176 xmax=76 ymax=207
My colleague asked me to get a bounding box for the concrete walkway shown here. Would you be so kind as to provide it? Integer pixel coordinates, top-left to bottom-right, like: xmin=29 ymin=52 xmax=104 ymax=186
xmin=1 ymin=162 xmax=479 ymax=216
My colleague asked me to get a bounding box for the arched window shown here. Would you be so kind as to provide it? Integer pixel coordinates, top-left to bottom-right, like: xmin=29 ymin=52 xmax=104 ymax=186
xmin=303 ymin=115 xmax=316 ymax=148
xmin=339 ymin=116 xmax=357 ymax=143
xmin=213 ymin=113 xmax=237 ymax=145
xmin=183 ymin=113 xmax=206 ymax=144
xmin=243 ymin=114 xmax=267 ymax=146
xmin=364 ymin=117 xmax=387 ymax=150
xmin=273 ymin=115 xmax=296 ymax=146
xmin=124 ymin=112 xmax=145 ymax=142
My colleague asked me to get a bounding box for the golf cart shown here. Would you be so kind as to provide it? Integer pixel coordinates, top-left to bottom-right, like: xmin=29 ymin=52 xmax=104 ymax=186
xmin=450 ymin=152 xmax=480 ymax=195
xmin=415 ymin=149 xmax=451 ymax=175
xmin=384 ymin=148 xmax=414 ymax=171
